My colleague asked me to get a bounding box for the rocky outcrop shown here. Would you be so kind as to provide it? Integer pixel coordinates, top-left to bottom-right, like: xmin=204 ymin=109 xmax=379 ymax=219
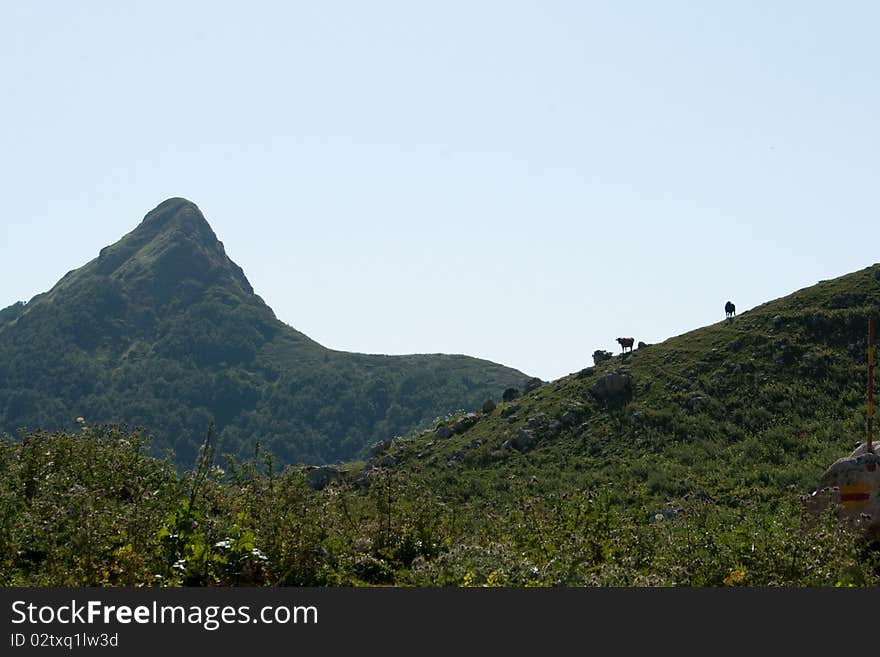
xmin=523 ymin=377 xmax=544 ymax=393
xmin=559 ymin=411 xmax=578 ymax=426
xmin=511 ymin=428 xmax=538 ymax=452
xmin=369 ymin=440 xmax=393 ymax=457
xmin=500 ymin=403 xmax=519 ymax=418
xmin=590 ymin=369 xmax=633 ymax=404
xmin=453 ymin=412 xmax=479 ymax=434
xmin=526 ymin=414 xmax=546 ymax=430
xmin=805 ymin=444 xmax=880 ymax=537
xmin=306 ymin=466 xmax=345 ymax=490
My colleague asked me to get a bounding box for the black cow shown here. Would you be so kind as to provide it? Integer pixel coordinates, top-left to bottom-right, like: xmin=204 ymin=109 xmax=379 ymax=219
xmin=725 ymin=301 xmax=736 ymax=319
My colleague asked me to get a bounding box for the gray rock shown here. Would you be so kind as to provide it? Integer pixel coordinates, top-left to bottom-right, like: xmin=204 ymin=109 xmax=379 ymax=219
xmin=369 ymin=440 xmax=392 ymax=457
xmin=818 ymin=451 xmax=880 ymax=489
xmin=560 ymin=411 xmax=578 ymax=426
xmin=447 ymin=450 xmax=464 ymax=464
xmin=547 ymin=420 xmax=562 ymax=434
xmin=453 ymin=412 xmax=479 ymax=434
xmin=435 ymin=425 xmax=454 ymax=440
xmin=523 ymin=377 xmax=544 ymax=393
xmin=850 ymin=441 xmax=879 ymax=458
xmin=527 ymin=414 xmax=546 ymax=429
xmin=500 ymin=403 xmax=519 ymax=418
xmin=512 ymin=428 xmax=538 ymax=452
xmin=590 ymin=369 xmax=633 ymax=403
xmin=379 ymin=454 xmax=398 ymax=468
xmin=481 ymin=399 xmax=497 ymax=414
xmin=807 ymin=450 xmax=880 ymax=536
xmin=306 ymin=466 xmax=344 ymax=491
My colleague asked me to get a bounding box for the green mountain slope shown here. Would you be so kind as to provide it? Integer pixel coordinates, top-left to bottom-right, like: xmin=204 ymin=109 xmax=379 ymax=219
xmin=0 ymin=198 xmax=529 ymax=466
xmin=3 ymin=264 xmax=880 ymax=587
xmin=379 ymin=263 xmax=880 ymax=504
xmin=305 ymin=263 xmax=880 ymax=584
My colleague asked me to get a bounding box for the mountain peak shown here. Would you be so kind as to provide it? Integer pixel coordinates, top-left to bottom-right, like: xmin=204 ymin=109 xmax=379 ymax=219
xmin=36 ymin=197 xmax=256 ymax=310
xmin=110 ymin=198 xmax=254 ymax=301
xmin=138 ymin=197 xmax=216 ymax=241
xmin=147 ymin=196 xmax=200 ymax=215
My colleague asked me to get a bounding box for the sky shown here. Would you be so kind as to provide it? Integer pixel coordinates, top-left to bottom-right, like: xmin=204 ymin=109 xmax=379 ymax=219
xmin=1 ymin=2 xmax=878 ymax=382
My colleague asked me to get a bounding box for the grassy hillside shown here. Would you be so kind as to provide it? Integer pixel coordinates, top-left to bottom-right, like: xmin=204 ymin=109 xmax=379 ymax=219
xmin=374 ymin=264 xmax=880 ymax=514
xmin=0 ymin=199 xmax=529 ymax=467
xmin=3 ymin=264 xmax=880 ymax=586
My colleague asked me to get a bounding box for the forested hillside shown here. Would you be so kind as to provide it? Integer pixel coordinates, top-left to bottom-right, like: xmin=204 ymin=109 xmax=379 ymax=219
xmin=0 ymin=199 xmax=528 ymax=466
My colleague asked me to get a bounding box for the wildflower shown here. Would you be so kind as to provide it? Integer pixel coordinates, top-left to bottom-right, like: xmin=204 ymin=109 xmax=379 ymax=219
xmin=723 ymin=567 xmax=746 ymax=586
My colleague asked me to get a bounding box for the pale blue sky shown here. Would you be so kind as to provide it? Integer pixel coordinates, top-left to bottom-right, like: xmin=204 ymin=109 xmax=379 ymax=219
xmin=1 ymin=2 xmax=878 ymax=381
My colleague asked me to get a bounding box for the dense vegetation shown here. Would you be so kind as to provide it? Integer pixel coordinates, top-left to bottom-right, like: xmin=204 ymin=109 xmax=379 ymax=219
xmin=0 ymin=199 xmax=527 ymax=467
xmin=1 ymin=425 xmax=876 ymax=587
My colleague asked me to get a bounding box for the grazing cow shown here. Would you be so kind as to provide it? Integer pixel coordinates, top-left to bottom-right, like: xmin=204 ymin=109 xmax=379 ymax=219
xmin=725 ymin=301 xmax=736 ymax=319
xmin=616 ymin=337 xmax=634 ymax=354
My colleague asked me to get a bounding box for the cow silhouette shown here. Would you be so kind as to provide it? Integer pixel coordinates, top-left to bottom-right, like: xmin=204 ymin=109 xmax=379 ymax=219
xmin=725 ymin=301 xmax=736 ymax=319
xmin=616 ymin=337 xmax=634 ymax=354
